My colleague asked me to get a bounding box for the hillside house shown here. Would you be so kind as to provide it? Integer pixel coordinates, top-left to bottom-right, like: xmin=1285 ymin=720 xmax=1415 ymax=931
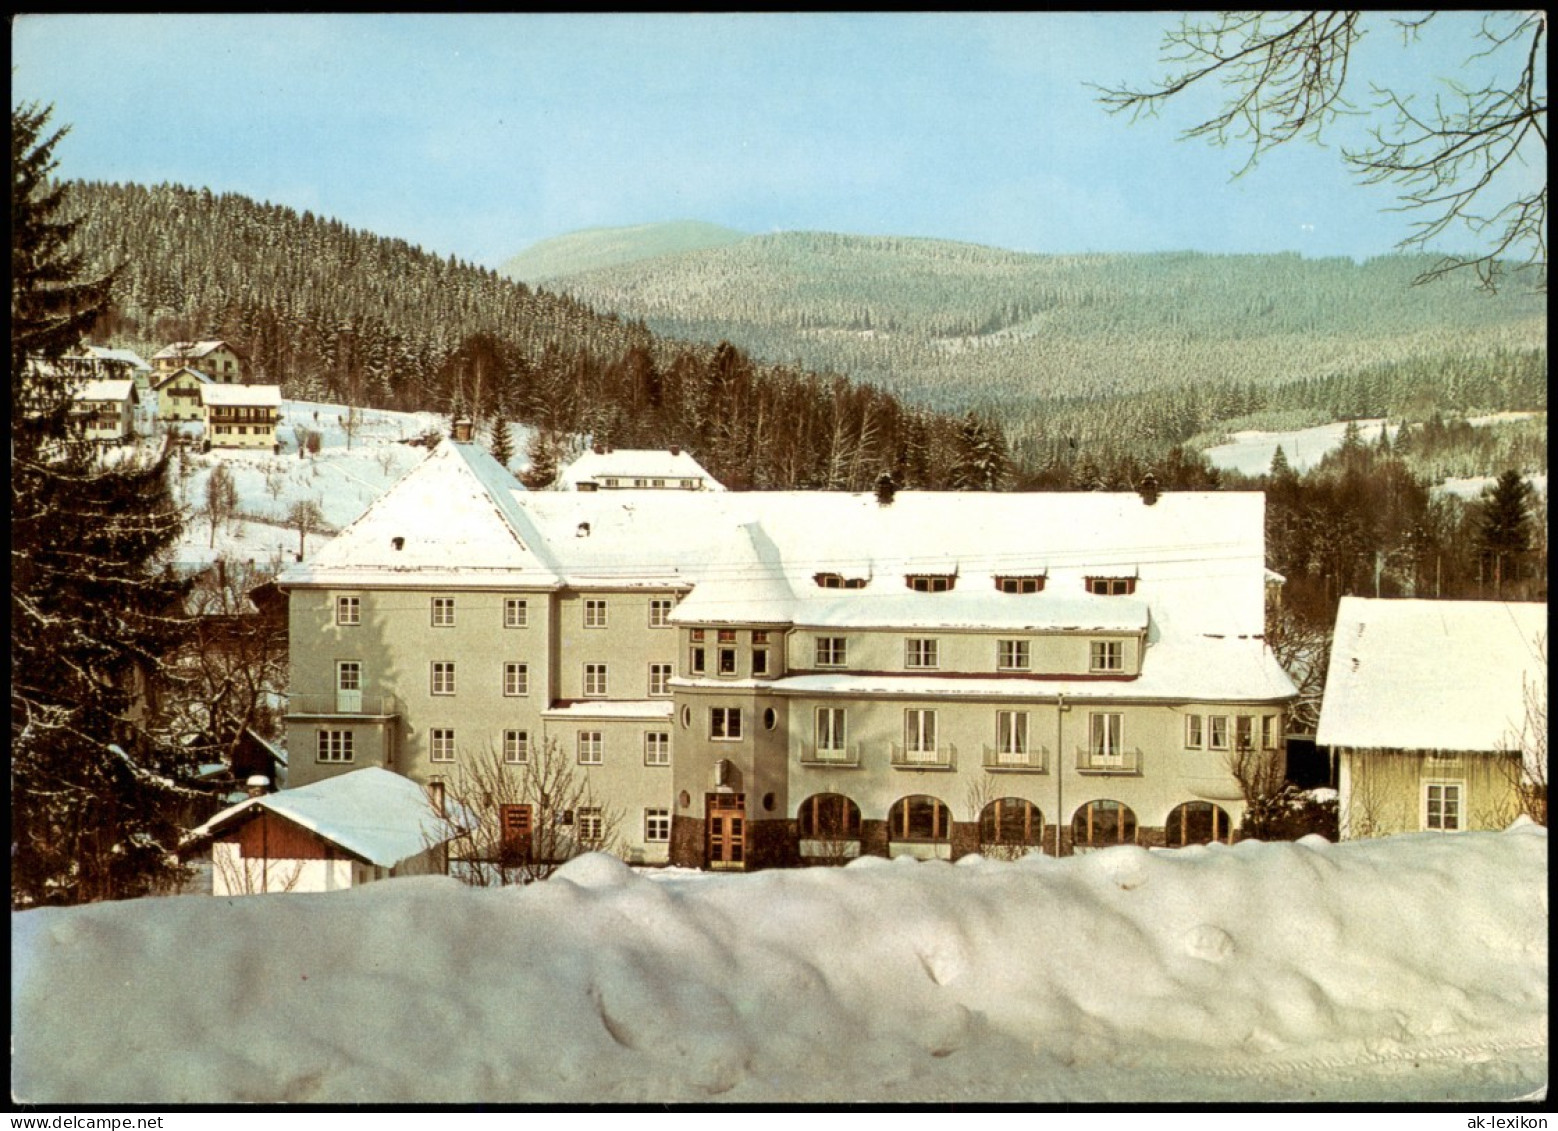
xmin=152 ymin=340 xmax=245 ymax=384
xmin=181 ymin=767 xmax=455 ymax=895
xmin=1317 ymin=597 xmax=1546 ymax=838
xmin=152 ymin=366 xmax=213 ymax=423
xmin=559 ymin=446 xmax=725 ymax=491
xmin=69 ymin=379 xmax=137 ymax=444
xmin=84 ymin=345 xmax=154 ymax=398
xmin=201 ymin=383 xmax=281 ymax=449
xmin=278 ymin=437 xmax=1295 ymax=869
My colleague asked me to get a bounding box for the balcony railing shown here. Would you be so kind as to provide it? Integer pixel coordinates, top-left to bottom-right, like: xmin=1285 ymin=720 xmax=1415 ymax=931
xmin=889 ymin=742 xmax=958 ymax=771
xmin=285 ymin=693 xmax=404 ymax=718
xmin=800 ymin=744 xmax=862 ymax=768
xmin=1074 ymin=746 xmax=1143 ymax=775
xmin=982 ymin=745 xmax=1050 ymax=773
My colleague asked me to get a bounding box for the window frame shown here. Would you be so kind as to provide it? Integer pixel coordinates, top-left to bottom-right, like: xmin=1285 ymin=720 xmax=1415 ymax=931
xmin=430 ymin=661 xmax=456 ymax=696
xmin=584 ymin=599 xmax=608 ymax=629
xmin=1185 ymin=714 xmax=1204 ymax=749
xmin=503 ymin=729 xmax=530 ymax=765
xmin=1085 ymin=577 xmax=1137 ymax=596
xmin=904 ymin=708 xmax=938 ymax=756
xmin=429 ymin=728 xmax=456 ymax=764
xmin=648 ymin=663 xmax=673 ymax=698
xmin=1090 ymin=639 xmax=1124 ymax=673
xmin=815 ymin=636 xmax=847 ymax=668
xmin=904 ymin=638 xmax=940 ymax=670
xmin=1207 ymin=714 xmax=1231 ymax=751
xmin=648 ymin=598 xmax=674 ymax=628
xmin=690 ymin=645 xmax=707 ymax=674
xmin=316 ymin=729 xmax=355 ymax=764
xmin=504 ymin=597 xmax=529 ymax=629
xmin=1261 ymin=714 xmax=1279 ymax=750
xmin=1423 ymin=780 xmax=1464 ymax=832
xmin=997 ymin=639 xmax=1031 ymax=671
xmin=503 ymin=662 xmax=529 ymax=697
xmin=906 ymin=574 xmax=955 ymax=593
xmin=336 ymin=595 xmax=361 ymax=626
xmin=431 ymin=596 xmax=456 ymax=627
xmin=710 ymin=707 xmax=744 ymax=742
xmin=751 ymin=647 xmax=770 ymax=676
xmin=644 ymin=731 xmax=671 ymax=766
xmin=1089 ymin=712 xmax=1124 ymax=761
xmin=996 ymin=709 xmax=1029 ymax=757
xmin=644 ymin=808 xmax=671 ymax=843
xmin=583 ymin=663 xmax=609 ymax=698
xmin=578 ymin=806 xmax=604 ymax=843
xmin=816 ymin=706 xmax=847 ymax=753
xmin=717 ymin=647 xmax=739 ymax=676
xmin=577 ymin=730 xmax=604 ymax=765
xmin=995 ymin=575 xmax=1046 ymax=594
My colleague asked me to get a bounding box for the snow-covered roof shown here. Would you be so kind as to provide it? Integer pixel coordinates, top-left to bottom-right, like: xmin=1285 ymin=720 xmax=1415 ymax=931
xmin=199 ymin=383 xmax=281 ymax=407
xmin=151 ymin=367 xmax=214 ymax=390
xmin=283 ymin=440 xmax=560 ymax=587
xmin=1316 ymin=598 xmax=1547 ymax=752
xmin=284 ymin=472 xmax=1271 ymax=640
xmin=183 ymin=766 xmax=454 ymax=866
xmin=558 ymin=447 xmax=725 ymax=490
xmin=85 ymin=345 xmax=151 ymax=371
xmin=71 ymin=379 xmax=135 ymax=403
xmin=153 ymin=340 xmax=236 ymax=360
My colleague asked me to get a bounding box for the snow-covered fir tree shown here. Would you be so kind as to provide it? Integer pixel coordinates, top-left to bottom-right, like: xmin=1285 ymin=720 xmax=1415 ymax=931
xmin=11 ymin=103 xmax=195 ymax=906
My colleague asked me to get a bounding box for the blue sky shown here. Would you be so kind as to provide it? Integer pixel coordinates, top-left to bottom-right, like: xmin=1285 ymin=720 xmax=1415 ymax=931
xmin=12 ymin=12 xmax=1541 ymax=269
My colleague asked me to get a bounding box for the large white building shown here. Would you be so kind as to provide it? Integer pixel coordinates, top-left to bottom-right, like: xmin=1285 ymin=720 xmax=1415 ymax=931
xmin=278 ymin=436 xmax=1295 ymax=869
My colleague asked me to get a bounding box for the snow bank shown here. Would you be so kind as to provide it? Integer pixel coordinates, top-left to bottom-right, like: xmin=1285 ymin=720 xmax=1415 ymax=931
xmin=12 ymin=827 xmax=1546 ymax=1104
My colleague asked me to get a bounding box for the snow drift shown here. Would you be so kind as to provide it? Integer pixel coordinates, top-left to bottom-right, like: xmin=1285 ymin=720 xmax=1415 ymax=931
xmin=12 ymin=826 xmax=1547 ymax=1104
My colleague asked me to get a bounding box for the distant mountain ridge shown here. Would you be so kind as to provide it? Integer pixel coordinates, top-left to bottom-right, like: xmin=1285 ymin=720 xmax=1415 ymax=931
xmin=502 ymin=220 xmax=749 ymax=282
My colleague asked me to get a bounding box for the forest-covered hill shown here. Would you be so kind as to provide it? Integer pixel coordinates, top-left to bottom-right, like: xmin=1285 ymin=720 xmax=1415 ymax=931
xmin=62 ymin=182 xmax=987 ymax=492
xmin=518 ymin=228 xmax=1547 ymax=464
xmin=503 ymin=221 xmax=749 ymax=281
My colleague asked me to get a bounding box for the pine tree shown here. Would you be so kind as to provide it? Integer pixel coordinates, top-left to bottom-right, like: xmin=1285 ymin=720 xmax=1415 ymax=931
xmin=488 ymin=414 xmax=515 ymax=469
xmin=12 ymin=103 xmax=195 ymax=906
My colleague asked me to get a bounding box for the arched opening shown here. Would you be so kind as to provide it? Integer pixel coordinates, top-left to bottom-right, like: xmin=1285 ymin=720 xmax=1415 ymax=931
xmin=796 ymin=793 xmax=861 ymax=865
xmin=979 ymin=797 xmax=1045 ymax=855
xmin=888 ymin=795 xmax=952 ymax=850
xmin=1072 ymin=799 xmax=1137 ymax=851
xmin=1165 ymin=801 xmax=1233 ymax=846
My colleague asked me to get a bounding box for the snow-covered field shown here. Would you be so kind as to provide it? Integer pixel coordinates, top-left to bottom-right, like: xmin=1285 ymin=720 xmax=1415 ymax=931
xmin=12 ymin=825 xmax=1546 ymax=1104
xmin=1202 ymin=419 xmax=1393 ymax=476
xmin=1436 ymin=474 xmax=1549 ymax=502
xmin=159 ymin=401 xmax=530 ymax=570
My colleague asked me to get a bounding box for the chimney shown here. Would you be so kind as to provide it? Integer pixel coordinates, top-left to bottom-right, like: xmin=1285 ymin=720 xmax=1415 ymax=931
xmin=875 ymin=471 xmax=897 ymax=506
xmin=1138 ymin=472 xmax=1160 ymax=506
xmin=592 ymin=443 xmax=605 ymax=455
xmin=244 ymin=775 xmax=270 ymax=798
xmin=669 ymin=444 xmax=681 ymax=456
xmin=392 ymin=536 xmax=405 ymax=551
xmin=576 ymin=522 xmax=591 ymax=538
xmin=452 ymin=416 xmax=474 ymax=443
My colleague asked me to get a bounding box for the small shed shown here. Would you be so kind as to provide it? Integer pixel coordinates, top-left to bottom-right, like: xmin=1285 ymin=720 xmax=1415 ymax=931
xmin=181 ymin=767 xmax=458 ymax=894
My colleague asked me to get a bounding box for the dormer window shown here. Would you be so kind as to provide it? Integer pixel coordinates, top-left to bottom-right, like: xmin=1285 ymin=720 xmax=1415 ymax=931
xmin=995 ymin=575 xmax=1045 ymax=594
xmin=906 ymin=574 xmax=956 ymax=593
xmin=814 ymin=572 xmax=868 ymax=590
xmin=1086 ymin=577 xmax=1137 ymax=596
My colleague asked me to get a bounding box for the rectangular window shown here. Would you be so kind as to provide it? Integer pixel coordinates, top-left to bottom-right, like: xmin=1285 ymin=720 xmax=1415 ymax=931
xmin=577 ymin=731 xmax=603 ymax=765
xmin=648 ymin=598 xmax=674 ymax=628
xmin=431 ymin=597 xmax=456 ymax=627
xmin=1235 ymin=715 xmax=1255 ymax=751
xmin=996 ymin=710 xmax=1029 ymax=758
xmin=644 ymin=731 xmax=671 ymax=766
xmin=817 ymin=707 xmax=847 ymax=753
xmin=998 ymin=639 xmax=1030 ymax=671
xmin=1089 ymin=713 xmax=1123 ymax=761
xmin=651 ymin=479 xmax=665 ymax=488
xmin=336 ymin=596 xmax=360 ymax=626
xmin=711 ymin=707 xmax=743 ymax=741
xmin=690 ymin=646 xmax=706 ymax=674
xmin=504 ymin=598 xmax=528 ymax=628
xmin=904 ymin=709 xmax=938 ymax=760
xmin=584 ymin=663 xmax=608 ymax=697
xmin=690 ymin=629 xmax=705 ymax=642
xmin=752 ymin=648 xmax=770 ymax=676
xmin=503 ymin=729 xmax=530 ymax=765
xmin=578 ymin=807 xmax=604 ymax=843
xmin=648 ymin=663 xmax=673 ymax=697
xmin=906 ymin=574 xmax=955 ymax=592
xmin=905 ymin=638 xmax=939 ymax=669
xmin=645 ymin=808 xmax=671 ymax=843
xmin=752 ymin=631 xmax=770 ymax=644
xmin=1086 ymin=577 xmax=1136 ymax=596
xmin=816 ymin=637 xmax=847 ymax=667
xmin=718 ymin=647 xmax=738 ymax=675
xmin=996 ymin=576 xmax=1045 ymax=594
xmin=717 ymin=629 xmax=737 ymax=643
xmin=316 ymin=729 xmax=354 ymax=763
xmin=336 ymin=660 xmax=362 ymax=692
xmin=1261 ymin=714 xmax=1279 ymax=750
xmin=1424 ymin=782 xmax=1463 ymax=831
xmin=429 ymin=728 xmax=456 ymax=763
xmin=1090 ymin=640 xmax=1124 ymax=673
xmin=503 ymin=662 xmax=529 ymax=697
xmin=430 ymin=661 xmax=456 ymax=696
xmin=584 ymin=599 xmax=608 ymax=628
xmin=1185 ymin=715 xmax=1204 ymax=749
xmin=1208 ymin=715 xmax=1230 ymax=751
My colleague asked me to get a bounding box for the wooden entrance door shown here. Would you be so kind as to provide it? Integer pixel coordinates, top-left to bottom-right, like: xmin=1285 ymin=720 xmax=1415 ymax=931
xmin=706 ymin=793 xmax=746 ymax=869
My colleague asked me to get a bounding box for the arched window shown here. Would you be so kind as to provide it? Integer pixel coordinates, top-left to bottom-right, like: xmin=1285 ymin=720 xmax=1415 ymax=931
xmin=888 ymin=795 xmax=952 ymax=842
xmin=1072 ymin=799 xmax=1137 ymax=849
xmin=796 ymin=793 xmax=860 ymax=839
xmin=1165 ymin=801 xmax=1233 ymax=847
xmin=979 ymin=797 xmax=1044 ymax=849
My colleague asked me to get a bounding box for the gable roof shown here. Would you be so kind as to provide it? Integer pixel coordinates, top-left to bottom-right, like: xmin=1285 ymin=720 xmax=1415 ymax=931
xmin=1316 ymin=598 xmax=1547 ymax=752
xmin=151 ymin=366 xmax=214 ymax=391
xmin=182 ymin=767 xmax=455 ymax=866
xmin=72 ymin=379 xmax=136 ymax=404
xmin=84 ymin=345 xmax=152 ymax=371
xmin=153 ymin=340 xmax=239 ymax=361
xmin=199 ymin=383 xmax=282 ymax=407
xmin=558 ymin=447 xmax=725 ymax=490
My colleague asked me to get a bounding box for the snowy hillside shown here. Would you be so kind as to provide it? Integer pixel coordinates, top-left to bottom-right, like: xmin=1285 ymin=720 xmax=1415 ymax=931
xmin=12 ymin=826 xmax=1546 ymax=1104
xmin=162 ymin=401 xmax=532 ymax=570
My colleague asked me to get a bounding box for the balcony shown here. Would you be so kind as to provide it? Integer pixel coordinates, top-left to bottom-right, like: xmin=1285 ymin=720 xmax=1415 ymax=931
xmin=889 ymin=742 xmax=958 ymax=771
xmin=982 ymin=745 xmax=1050 ymax=773
xmin=800 ymin=744 xmax=862 ymax=769
xmin=1074 ymin=746 xmax=1143 ymax=775
xmin=285 ymin=692 xmax=403 ymax=719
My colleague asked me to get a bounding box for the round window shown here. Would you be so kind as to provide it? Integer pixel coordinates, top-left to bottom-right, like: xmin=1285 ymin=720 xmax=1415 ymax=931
xmin=762 ymin=792 xmax=776 ymax=812
xmin=763 ymin=707 xmax=777 ymax=730
xmin=681 ymin=706 xmax=691 ymax=728
xmin=679 ymin=790 xmax=691 ymax=810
